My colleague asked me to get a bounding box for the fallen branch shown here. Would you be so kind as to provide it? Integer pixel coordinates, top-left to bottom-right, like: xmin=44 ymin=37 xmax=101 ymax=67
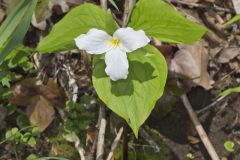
xmin=181 ymin=94 xmax=220 ymax=160
xmin=106 ymin=127 xmax=124 ymax=160
xmin=75 ymin=137 xmax=86 ymax=160
xmin=96 ymin=105 xmax=107 ymax=160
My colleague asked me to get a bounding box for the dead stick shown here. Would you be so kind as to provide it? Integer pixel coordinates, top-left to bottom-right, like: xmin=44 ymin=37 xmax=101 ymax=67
xmin=75 ymin=137 xmax=86 ymax=160
xmin=106 ymin=127 xmax=124 ymax=160
xmin=181 ymin=94 xmax=220 ymax=160
xmin=95 ymin=1 xmax=108 ymax=160
xmin=100 ymin=0 xmax=107 ymax=10
xmin=122 ymin=0 xmax=136 ymax=27
xmin=96 ymin=105 xmax=106 ymax=160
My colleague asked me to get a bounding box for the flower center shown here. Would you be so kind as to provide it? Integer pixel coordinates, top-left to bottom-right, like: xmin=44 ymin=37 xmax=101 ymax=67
xmin=110 ymin=38 xmax=121 ymax=47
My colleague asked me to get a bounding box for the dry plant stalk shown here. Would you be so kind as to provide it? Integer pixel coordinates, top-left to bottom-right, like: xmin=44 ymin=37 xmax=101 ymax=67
xmin=106 ymin=127 xmax=124 ymax=160
xmin=181 ymin=94 xmax=220 ymax=160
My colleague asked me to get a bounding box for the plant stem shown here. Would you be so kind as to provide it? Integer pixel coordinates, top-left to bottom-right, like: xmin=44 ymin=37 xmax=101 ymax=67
xmin=106 ymin=127 xmax=124 ymax=160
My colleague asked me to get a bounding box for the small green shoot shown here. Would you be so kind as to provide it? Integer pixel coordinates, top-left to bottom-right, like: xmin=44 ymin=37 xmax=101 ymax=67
xmin=224 ymin=140 xmax=235 ymax=153
xmin=186 ymin=153 xmax=195 ymax=160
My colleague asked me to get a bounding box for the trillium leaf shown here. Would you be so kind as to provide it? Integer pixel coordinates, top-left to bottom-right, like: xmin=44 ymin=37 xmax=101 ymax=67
xmin=36 ymin=3 xmax=118 ymax=53
xmin=129 ymin=0 xmax=207 ymax=44
xmin=92 ymin=45 xmax=167 ymax=136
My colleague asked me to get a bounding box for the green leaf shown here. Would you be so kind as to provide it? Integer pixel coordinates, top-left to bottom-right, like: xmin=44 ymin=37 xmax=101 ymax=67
xmin=225 ymin=14 xmax=240 ymax=26
xmin=224 ymin=140 xmax=234 ymax=152
xmin=63 ymin=132 xmax=79 ymax=142
xmin=26 ymin=154 xmax=38 ymax=160
xmin=0 ymin=0 xmax=37 ymax=63
xmin=221 ymin=157 xmax=228 ymax=160
xmin=5 ymin=127 xmax=20 ymax=140
xmin=219 ymin=86 xmax=240 ymax=97
xmin=129 ymin=0 xmax=207 ymax=44
xmin=108 ymin=0 xmax=119 ymax=10
xmin=36 ymin=3 xmax=118 ymax=53
xmin=186 ymin=153 xmax=195 ymax=160
xmin=31 ymin=126 xmax=40 ymax=136
xmin=5 ymin=45 xmax=33 ymax=68
xmin=0 ymin=71 xmax=15 ymax=87
xmin=27 ymin=136 xmax=37 ymax=147
xmin=92 ymin=45 xmax=167 ymax=136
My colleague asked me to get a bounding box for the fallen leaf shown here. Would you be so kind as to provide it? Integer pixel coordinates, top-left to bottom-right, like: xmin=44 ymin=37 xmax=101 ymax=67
xmin=26 ymin=95 xmax=55 ymax=132
xmin=10 ymin=78 xmax=64 ymax=132
xmin=10 ymin=78 xmax=39 ymax=106
xmin=10 ymin=78 xmax=65 ymax=107
xmin=216 ymin=47 xmax=240 ymax=63
xmin=170 ymin=41 xmax=214 ymax=89
xmin=85 ymin=126 xmax=97 ymax=153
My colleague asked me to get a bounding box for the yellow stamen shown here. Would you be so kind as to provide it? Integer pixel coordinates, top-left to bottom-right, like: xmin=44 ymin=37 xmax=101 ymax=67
xmin=110 ymin=38 xmax=121 ymax=47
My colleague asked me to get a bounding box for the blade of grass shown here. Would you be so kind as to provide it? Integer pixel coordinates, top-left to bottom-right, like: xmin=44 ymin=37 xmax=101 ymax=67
xmin=108 ymin=0 xmax=119 ymax=10
xmin=218 ymin=86 xmax=240 ymax=97
xmin=224 ymin=14 xmax=240 ymax=26
xmin=0 ymin=0 xmax=37 ymax=63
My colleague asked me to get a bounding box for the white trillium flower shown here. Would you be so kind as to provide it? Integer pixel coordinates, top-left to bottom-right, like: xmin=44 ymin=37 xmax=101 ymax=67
xmin=75 ymin=27 xmax=150 ymax=81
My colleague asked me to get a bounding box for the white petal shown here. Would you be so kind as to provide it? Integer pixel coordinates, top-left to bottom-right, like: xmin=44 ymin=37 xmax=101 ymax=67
xmin=105 ymin=48 xmax=129 ymax=81
xmin=75 ymin=28 xmax=111 ymax=54
xmin=113 ymin=27 xmax=150 ymax=52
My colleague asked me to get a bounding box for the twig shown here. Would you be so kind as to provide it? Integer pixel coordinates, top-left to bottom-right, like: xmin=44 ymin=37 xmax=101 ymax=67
xmin=56 ymin=104 xmax=85 ymax=160
xmin=181 ymin=94 xmax=220 ymax=160
xmin=100 ymin=0 xmax=107 ymax=10
xmin=106 ymin=127 xmax=124 ymax=160
xmin=139 ymin=127 xmax=160 ymax=152
xmin=196 ymin=94 xmax=228 ymax=115
xmin=122 ymin=0 xmax=136 ymax=27
xmin=96 ymin=105 xmax=106 ymax=160
xmin=167 ymin=0 xmax=233 ymax=13
xmin=75 ymin=137 xmax=86 ymax=160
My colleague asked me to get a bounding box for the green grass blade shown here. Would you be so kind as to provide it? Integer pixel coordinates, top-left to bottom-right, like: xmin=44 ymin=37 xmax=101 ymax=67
xmin=224 ymin=14 xmax=240 ymax=26
xmin=0 ymin=0 xmax=38 ymax=63
xmin=108 ymin=0 xmax=119 ymax=10
xmin=219 ymin=86 xmax=240 ymax=97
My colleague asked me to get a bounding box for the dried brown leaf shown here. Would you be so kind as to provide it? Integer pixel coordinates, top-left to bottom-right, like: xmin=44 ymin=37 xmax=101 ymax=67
xmin=26 ymin=95 xmax=55 ymax=132
xmin=170 ymin=41 xmax=214 ymax=89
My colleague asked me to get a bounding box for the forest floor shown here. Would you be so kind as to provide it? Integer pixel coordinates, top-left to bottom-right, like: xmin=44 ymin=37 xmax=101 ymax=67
xmin=0 ymin=0 xmax=240 ymax=160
